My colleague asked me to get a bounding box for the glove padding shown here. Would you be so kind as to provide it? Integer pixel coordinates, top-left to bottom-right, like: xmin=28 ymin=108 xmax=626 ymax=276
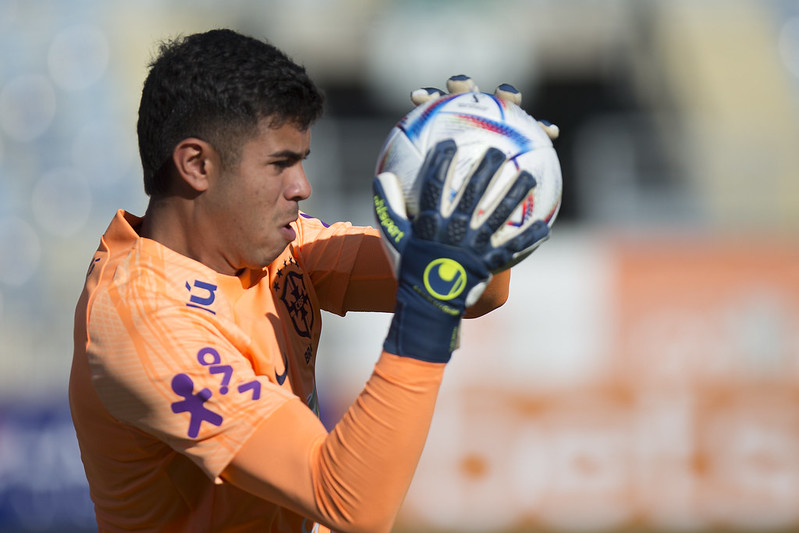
xmin=374 ymin=139 xmax=550 ymax=363
xmin=410 ymin=74 xmax=560 ymax=140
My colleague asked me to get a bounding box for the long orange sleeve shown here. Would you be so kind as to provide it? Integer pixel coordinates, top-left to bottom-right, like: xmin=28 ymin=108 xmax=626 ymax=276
xmin=222 ymin=352 xmax=445 ymax=533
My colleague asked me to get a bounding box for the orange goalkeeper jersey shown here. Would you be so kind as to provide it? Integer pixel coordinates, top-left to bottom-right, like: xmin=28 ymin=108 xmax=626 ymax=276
xmin=70 ymin=210 xmax=398 ymax=532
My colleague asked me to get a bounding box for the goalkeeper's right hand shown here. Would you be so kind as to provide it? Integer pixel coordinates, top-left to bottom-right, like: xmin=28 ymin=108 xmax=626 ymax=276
xmin=373 ymin=139 xmax=550 ymax=364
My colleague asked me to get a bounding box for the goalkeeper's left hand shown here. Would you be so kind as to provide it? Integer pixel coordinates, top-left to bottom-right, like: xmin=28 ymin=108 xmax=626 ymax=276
xmin=410 ymin=74 xmax=560 ymax=140
xmin=374 ymin=139 xmax=550 ymax=362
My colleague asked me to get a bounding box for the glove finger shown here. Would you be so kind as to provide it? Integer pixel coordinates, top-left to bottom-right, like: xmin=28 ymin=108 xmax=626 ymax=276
xmin=482 ymin=219 xmax=550 ymax=273
xmin=506 ymin=219 xmax=550 ymax=257
xmin=483 ymin=171 xmax=537 ymax=234
xmin=446 ymin=74 xmax=478 ymax=94
xmin=443 ymin=147 xmax=506 ymax=249
xmin=494 ymin=83 xmax=522 ymax=106
xmin=417 ymin=139 xmax=458 ymax=214
xmin=538 ymin=119 xmax=560 ymax=140
xmin=453 ymin=146 xmax=506 ymax=217
xmin=414 ymin=140 xmax=458 ymax=241
xmin=373 ymin=172 xmax=411 ymax=260
xmin=410 ymin=87 xmax=445 ymax=106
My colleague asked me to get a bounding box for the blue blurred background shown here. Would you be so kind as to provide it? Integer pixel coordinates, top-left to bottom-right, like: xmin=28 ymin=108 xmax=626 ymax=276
xmin=2 ymin=0 xmax=799 ymax=531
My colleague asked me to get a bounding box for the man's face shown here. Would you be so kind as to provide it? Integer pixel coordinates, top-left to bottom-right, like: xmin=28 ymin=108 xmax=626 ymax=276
xmin=202 ymin=120 xmax=312 ymax=274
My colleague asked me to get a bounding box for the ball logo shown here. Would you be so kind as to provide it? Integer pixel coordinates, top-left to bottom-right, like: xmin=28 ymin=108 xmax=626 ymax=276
xmin=423 ymin=258 xmax=467 ymax=300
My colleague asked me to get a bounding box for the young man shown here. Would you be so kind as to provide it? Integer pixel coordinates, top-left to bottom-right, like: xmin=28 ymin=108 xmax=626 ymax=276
xmin=70 ymin=29 xmax=549 ymax=532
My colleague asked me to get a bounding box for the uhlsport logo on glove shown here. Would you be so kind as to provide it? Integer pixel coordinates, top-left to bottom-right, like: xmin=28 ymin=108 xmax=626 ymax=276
xmin=423 ymin=258 xmax=467 ymax=300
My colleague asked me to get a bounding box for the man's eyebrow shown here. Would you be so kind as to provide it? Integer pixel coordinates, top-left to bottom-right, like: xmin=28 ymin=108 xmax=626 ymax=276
xmin=268 ymin=149 xmax=311 ymax=159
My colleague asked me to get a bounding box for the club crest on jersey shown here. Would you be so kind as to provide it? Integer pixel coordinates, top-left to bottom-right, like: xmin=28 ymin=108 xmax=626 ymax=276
xmin=273 ymin=257 xmax=313 ymax=338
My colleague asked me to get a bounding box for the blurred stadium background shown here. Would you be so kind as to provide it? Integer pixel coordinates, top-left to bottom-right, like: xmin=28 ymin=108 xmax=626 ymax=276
xmin=1 ymin=0 xmax=799 ymax=531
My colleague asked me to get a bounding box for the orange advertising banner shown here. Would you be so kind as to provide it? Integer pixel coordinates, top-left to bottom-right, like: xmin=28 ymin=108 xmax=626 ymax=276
xmin=609 ymin=237 xmax=799 ymax=531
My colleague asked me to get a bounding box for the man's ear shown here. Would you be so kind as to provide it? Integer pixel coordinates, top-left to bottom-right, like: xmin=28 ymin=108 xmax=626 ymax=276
xmin=172 ymin=138 xmax=218 ymax=192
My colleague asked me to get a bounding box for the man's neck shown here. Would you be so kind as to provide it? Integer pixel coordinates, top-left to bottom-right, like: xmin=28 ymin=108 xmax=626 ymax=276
xmin=139 ymin=197 xmax=226 ymax=272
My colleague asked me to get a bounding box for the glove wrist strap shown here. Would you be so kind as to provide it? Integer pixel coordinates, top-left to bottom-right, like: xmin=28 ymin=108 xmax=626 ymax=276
xmin=383 ymin=284 xmax=462 ymax=364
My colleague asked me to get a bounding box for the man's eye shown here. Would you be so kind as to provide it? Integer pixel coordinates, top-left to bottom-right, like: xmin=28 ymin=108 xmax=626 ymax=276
xmin=273 ymin=160 xmax=294 ymax=170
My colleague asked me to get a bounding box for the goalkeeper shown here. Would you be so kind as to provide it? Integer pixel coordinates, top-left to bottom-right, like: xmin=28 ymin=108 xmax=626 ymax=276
xmin=69 ymin=29 xmax=552 ymax=533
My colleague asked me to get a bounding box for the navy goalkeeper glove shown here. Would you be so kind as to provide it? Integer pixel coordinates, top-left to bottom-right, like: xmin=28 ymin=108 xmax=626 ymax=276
xmin=374 ymin=139 xmax=550 ymax=363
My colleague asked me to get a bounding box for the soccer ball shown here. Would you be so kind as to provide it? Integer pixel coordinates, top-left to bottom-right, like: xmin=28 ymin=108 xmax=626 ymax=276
xmin=375 ymin=91 xmax=562 ymax=246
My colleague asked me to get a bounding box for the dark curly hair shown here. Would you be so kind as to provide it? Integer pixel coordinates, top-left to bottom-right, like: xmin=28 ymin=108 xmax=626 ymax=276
xmin=137 ymin=29 xmax=325 ymax=196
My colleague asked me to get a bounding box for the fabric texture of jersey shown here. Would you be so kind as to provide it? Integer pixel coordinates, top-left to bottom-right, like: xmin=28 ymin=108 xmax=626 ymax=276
xmin=70 ymin=210 xmax=393 ymax=532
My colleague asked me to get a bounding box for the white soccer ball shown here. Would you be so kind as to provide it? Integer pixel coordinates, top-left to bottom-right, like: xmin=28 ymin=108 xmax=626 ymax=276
xmin=375 ymin=91 xmax=562 ymax=246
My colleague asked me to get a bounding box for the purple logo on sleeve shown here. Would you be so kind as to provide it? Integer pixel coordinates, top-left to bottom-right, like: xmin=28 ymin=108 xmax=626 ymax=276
xmin=168 ymin=346 xmax=265 ymax=437
xmin=170 ymin=374 xmax=223 ymax=438
xmin=185 ymin=280 xmax=217 ymax=314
